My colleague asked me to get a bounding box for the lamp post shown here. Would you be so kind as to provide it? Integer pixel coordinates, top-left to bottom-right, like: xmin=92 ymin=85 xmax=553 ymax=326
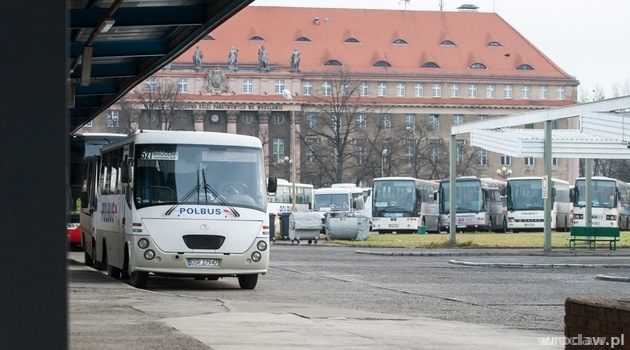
xmin=381 ymin=149 xmax=388 ymax=177
xmin=282 ymin=89 xmax=297 ymax=212
xmin=496 ymin=166 xmax=512 ymax=179
xmin=279 ymin=156 xmax=292 ymax=180
xmin=406 ymin=126 xmax=416 ymax=178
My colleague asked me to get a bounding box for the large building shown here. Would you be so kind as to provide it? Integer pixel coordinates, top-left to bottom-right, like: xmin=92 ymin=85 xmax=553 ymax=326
xmin=79 ymin=5 xmax=580 ymax=186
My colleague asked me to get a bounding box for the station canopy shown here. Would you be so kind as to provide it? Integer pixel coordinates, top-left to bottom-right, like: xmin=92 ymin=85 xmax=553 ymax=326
xmin=452 ymin=96 xmax=630 ymax=159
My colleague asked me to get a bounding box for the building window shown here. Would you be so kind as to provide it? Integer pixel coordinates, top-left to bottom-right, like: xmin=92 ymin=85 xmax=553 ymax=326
xmin=306 ymin=145 xmax=315 ymax=164
xmin=486 ymin=84 xmax=495 ymax=98
xmin=517 ymin=64 xmax=534 ymax=70
xmin=274 ymin=80 xmax=285 ymax=94
xmin=477 ymin=115 xmax=488 ymax=121
xmin=396 ymin=83 xmax=405 ymax=97
xmin=539 ymin=86 xmax=548 ymax=100
xmin=377 ymin=82 xmax=387 ymax=97
xmin=500 ymin=155 xmax=511 ymax=166
xmin=430 ymin=147 xmax=440 ymax=163
xmin=405 ymin=144 xmax=414 ymax=165
xmin=322 ymin=82 xmax=331 ymax=96
xmin=331 ymin=114 xmax=341 ymax=131
xmin=504 ymin=85 xmax=513 ymax=99
xmin=178 ymin=78 xmax=188 ymax=93
xmin=456 ymin=145 xmax=464 ymax=163
xmin=453 ymin=115 xmax=464 ymax=125
xmin=355 ymin=114 xmax=367 ymax=130
xmin=272 ymin=138 xmax=285 ymax=164
xmin=522 ymin=85 xmax=530 ymax=99
xmin=405 ymin=114 xmax=416 ymax=129
xmin=432 ymin=83 xmax=442 ymax=98
xmin=551 ymin=120 xmax=558 ymax=129
xmin=243 ymin=79 xmax=253 ymax=93
xmin=145 ymin=77 xmax=155 ymax=92
xmin=107 ymin=110 xmax=119 ymax=127
xmin=273 ymin=114 xmax=285 ymax=124
xmin=359 ymin=82 xmax=368 ymax=96
xmin=414 ymin=83 xmax=423 ymax=97
xmin=468 ymin=84 xmax=477 ymax=98
xmin=422 ymin=62 xmax=440 ymax=68
xmin=477 ymin=148 xmax=487 ymax=166
xmin=429 ymin=115 xmax=440 ymax=131
xmin=450 ymin=84 xmax=460 ymax=98
xmin=525 ymin=157 xmax=535 ymax=166
xmin=340 ymin=84 xmax=350 ymax=96
xmin=524 ymin=123 xmax=534 ymax=129
xmin=381 ymin=114 xmax=391 ymax=130
xmin=357 ymin=145 xmax=366 ymax=165
xmin=306 ymin=113 xmax=317 ymax=130
xmin=303 ymin=81 xmax=313 ymax=96
xmin=84 ymin=121 xmax=93 ymax=128
xmin=470 ymin=63 xmax=487 ymax=69
xmin=556 ymin=86 xmax=565 ymax=100
xmin=552 ymin=158 xmax=559 ymax=167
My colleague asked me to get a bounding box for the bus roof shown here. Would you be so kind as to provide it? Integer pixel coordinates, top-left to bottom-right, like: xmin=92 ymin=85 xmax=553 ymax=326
xmin=101 ymin=130 xmax=262 ymax=152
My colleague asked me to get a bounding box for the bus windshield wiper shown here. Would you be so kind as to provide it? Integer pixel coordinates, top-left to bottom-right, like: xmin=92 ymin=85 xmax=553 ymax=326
xmin=165 ymin=169 xmax=240 ymax=217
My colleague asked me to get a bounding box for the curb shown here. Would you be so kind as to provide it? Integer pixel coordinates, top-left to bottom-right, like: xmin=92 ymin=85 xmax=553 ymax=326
xmin=595 ymin=274 xmax=630 ymax=282
xmin=447 ymin=260 xmax=630 ymax=268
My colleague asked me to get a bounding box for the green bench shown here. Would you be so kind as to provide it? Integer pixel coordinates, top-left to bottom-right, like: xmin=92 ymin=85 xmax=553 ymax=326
xmin=568 ymin=226 xmax=620 ymax=250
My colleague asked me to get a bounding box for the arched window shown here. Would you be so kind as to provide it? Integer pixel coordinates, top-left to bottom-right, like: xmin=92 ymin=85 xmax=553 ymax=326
xmin=324 ymin=59 xmax=342 ymax=66
xmin=373 ymin=60 xmax=391 ymax=67
xmin=470 ymin=63 xmax=487 ymax=69
xmin=392 ymin=39 xmax=408 ymax=44
xmin=421 ymin=62 xmax=440 ymax=68
xmin=296 ymin=36 xmax=311 ymax=42
xmin=440 ymin=40 xmax=455 ymax=46
xmin=202 ymin=35 xmax=214 ymax=40
xmin=487 ymin=41 xmax=502 ymax=47
xmin=516 ymin=64 xmax=534 ymax=70
xmin=250 ymin=35 xmax=264 ymax=41
xmin=344 ymin=38 xmax=360 ymax=43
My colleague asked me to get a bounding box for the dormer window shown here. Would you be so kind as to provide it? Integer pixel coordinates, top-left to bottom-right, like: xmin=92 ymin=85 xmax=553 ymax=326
xmin=516 ymin=64 xmax=534 ymax=70
xmin=440 ymin=40 xmax=455 ymax=46
xmin=421 ymin=62 xmax=440 ymax=68
xmin=470 ymin=63 xmax=487 ymax=69
xmin=324 ymin=59 xmax=342 ymax=66
xmin=487 ymin=41 xmax=502 ymax=47
xmin=250 ymin=36 xmax=264 ymax=41
xmin=392 ymin=39 xmax=408 ymax=44
xmin=202 ymin=35 xmax=214 ymax=40
xmin=344 ymin=38 xmax=360 ymax=43
xmin=296 ymin=36 xmax=311 ymax=42
xmin=373 ymin=60 xmax=391 ymax=67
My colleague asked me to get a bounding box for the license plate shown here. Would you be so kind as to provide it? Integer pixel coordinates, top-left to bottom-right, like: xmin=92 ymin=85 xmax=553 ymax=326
xmin=388 ymin=224 xmax=399 ymax=228
xmin=457 ymin=225 xmax=466 ymax=228
xmin=186 ymin=258 xmax=219 ymax=267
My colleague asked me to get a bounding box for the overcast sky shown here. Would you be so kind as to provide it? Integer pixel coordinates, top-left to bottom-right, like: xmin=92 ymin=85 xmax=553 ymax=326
xmin=251 ymin=0 xmax=630 ymax=99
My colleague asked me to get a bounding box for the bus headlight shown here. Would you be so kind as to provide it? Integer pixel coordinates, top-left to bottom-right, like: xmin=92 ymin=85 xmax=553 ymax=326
xmin=138 ymin=238 xmax=150 ymax=249
xmin=607 ymin=215 xmax=617 ymax=220
xmin=144 ymin=250 xmax=155 ymax=260
xmin=257 ymin=240 xmax=268 ymax=251
xmin=251 ymin=251 xmax=262 ymax=262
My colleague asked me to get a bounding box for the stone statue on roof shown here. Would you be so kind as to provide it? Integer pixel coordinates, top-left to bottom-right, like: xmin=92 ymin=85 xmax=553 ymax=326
xmin=290 ymin=48 xmax=301 ymax=73
xmin=258 ymin=45 xmax=269 ymax=72
xmin=192 ymin=46 xmax=203 ymax=71
xmin=227 ymin=46 xmax=238 ymax=71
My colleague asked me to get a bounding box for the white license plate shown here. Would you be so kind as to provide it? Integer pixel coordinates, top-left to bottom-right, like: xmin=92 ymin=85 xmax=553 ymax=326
xmin=457 ymin=225 xmax=466 ymax=228
xmin=187 ymin=258 xmax=219 ymax=267
xmin=388 ymin=224 xmax=399 ymax=228
xmin=524 ymin=223 xmax=535 ymax=227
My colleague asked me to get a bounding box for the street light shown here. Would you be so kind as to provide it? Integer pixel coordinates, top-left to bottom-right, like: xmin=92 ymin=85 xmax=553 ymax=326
xmin=282 ymin=89 xmax=297 ymax=212
xmin=497 ymin=166 xmax=512 ymax=179
xmin=279 ymin=156 xmax=292 ymax=180
xmin=381 ymin=149 xmax=388 ymax=177
xmin=406 ymin=126 xmax=415 ymax=178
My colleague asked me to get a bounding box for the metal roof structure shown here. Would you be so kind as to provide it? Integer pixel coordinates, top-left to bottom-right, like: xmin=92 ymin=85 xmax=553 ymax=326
xmin=68 ymin=0 xmax=253 ymax=133
xmin=452 ymin=95 xmax=630 ymax=159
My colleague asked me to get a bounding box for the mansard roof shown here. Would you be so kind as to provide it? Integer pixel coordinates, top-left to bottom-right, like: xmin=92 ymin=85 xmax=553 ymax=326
xmin=172 ymin=6 xmax=576 ymax=83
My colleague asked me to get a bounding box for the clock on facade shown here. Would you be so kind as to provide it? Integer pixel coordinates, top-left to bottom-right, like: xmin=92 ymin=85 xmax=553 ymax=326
xmin=211 ymin=114 xmax=219 ymax=122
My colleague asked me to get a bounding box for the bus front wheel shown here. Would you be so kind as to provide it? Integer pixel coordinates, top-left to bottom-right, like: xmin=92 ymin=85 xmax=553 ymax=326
xmin=238 ymin=274 xmax=258 ymax=289
xmin=129 ymin=271 xmax=149 ymax=289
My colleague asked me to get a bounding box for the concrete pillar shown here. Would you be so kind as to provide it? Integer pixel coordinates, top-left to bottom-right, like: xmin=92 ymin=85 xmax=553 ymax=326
xmin=226 ymin=110 xmax=238 ymax=134
xmin=193 ymin=110 xmax=205 ymax=131
xmin=258 ymin=111 xmax=271 ymax=174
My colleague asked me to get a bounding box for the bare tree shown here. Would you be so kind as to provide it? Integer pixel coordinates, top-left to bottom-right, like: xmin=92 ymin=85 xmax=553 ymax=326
xmin=132 ymin=77 xmax=191 ymax=130
xmin=107 ymin=96 xmax=137 ymax=134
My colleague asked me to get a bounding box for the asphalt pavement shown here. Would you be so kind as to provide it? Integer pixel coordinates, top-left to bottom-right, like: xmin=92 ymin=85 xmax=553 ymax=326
xmin=68 ymin=247 xmax=630 ymax=350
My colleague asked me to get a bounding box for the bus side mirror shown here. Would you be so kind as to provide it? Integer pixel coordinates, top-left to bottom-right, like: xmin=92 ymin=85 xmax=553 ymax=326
xmin=267 ymin=177 xmax=277 ymax=194
xmin=80 ymin=191 xmax=88 ymax=208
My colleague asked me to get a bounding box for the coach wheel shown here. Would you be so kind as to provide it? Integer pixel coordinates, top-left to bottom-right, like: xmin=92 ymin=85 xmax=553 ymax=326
xmin=83 ymin=239 xmax=93 ymax=267
xmin=107 ymin=264 xmax=122 ymax=280
xmin=129 ymin=271 xmax=149 ymax=289
xmin=92 ymin=243 xmax=105 ymax=270
xmin=238 ymin=274 xmax=258 ymax=289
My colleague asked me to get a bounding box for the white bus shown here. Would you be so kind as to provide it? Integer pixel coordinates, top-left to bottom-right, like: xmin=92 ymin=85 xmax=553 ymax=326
xmin=267 ymin=179 xmax=313 ymax=215
xmin=371 ymin=177 xmax=440 ymax=234
xmin=81 ymin=130 xmax=277 ymax=289
xmin=572 ymin=176 xmax=630 ymax=230
xmin=313 ymin=185 xmax=366 ymax=231
xmin=506 ymin=177 xmax=571 ymax=232
xmin=439 ymin=176 xmax=507 ymax=232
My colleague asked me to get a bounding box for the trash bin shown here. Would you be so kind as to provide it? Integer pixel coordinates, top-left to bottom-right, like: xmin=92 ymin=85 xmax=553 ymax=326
xmin=326 ymin=212 xmax=369 ymax=241
xmin=288 ymin=212 xmax=322 ymax=244
xmin=269 ymin=213 xmax=276 ymax=242
xmin=280 ymin=213 xmax=291 ymax=240
xmin=417 ymin=225 xmax=426 ymax=235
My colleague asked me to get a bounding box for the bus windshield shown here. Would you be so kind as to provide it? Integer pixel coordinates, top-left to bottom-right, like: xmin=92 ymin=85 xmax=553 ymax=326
xmin=507 ymin=179 xmax=544 ymax=210
xmin=314 ymin=193 xmax=350 ymax=212
xmin=133 ymin=144 xmax=266 ymax=211
xmin=574 ymin=179 xmax=616 ymax=208
xmin=372 ymin=180 xmax=416 ymax=215
xmin=441 ymin=180 xmax=483 ymax=213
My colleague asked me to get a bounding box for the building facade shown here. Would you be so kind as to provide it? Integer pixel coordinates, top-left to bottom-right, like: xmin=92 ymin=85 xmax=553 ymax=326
xmin=78 ymin=6 xmax=580 ymax=186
